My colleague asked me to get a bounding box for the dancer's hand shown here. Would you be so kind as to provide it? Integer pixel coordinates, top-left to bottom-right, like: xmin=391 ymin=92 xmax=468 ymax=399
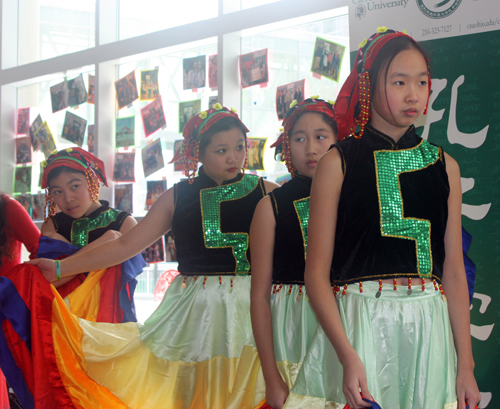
xmin=341 ymin=351 xmax=372 ymax=408
xmin=265 ymin=377 xmax=289 ymax=409
xmin=27 ymin=258 xmax=57 ymax=282
xmin=456 ymin=368 xmax=480 ymax=409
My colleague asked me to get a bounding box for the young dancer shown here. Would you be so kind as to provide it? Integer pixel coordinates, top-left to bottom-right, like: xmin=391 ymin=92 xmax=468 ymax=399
xmin=38 ymin=148 xmax=141 ymax=323
xmin=228 ymin=98 xmax=337 ymax=409
xmin=283 ymin=29 xmax=480 ymax=409
xmin=19 ymin=105 xmax=277 ymax=409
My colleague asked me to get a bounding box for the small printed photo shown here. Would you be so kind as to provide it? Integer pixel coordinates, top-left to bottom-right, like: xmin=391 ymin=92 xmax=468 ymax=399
xmin=165 ymin=230 xmax=177 ymax=262
xmin=239 ymin=49 xmax=268 ymax=89
xmin=173 ymin=140 xmax=184 ymax=172
xmin=311 ymin=37 xmax=346 ymax=82
xmin=31 ymin=192 xmax=45 ymax=221
xmin=145 ymin=179 xmax=167 ymax=210
xmin=208 ymin=96 xmax=218 ymax=110
xmin=16 ymin=136 xmax=32 ymax=164
xmin=113 ymin=151 xmax=136 ymax=182
xmin=246 ymin=137 xmax=267 ymax=171
xmin=179 ymin=99 xmax=201 ymax=133
xmin=114 ymin=183 xmax=133 ymax=214
xmin=116 ymin=116 xmax=135 ymax=148
xmin=14 ymin=166 xmax=32 ymax=193
xmin=50 ymin=80 xmax=69 ymax=113
xmin=87 ymin=124 xmax=95 ymax=153
xmin=141 ymin=237 xmax=165 ymax=264
xmin=87 ymin=75 xmax=95 ymax=104
xmin=208 ymin=54 xmax=217 ymax=89
xmin=67 ymin=74 xmax=87 ymax=107
xmin=34 ymin=121 xmax=57 ymax=158
xmin=62 ymin=111 xmax=87 ymax=147
xmin=275 ymin=173 xmax=293 ymax=186
xmin=17 ymin=108 xmax=30 ymax=135
xmin=183 ymin=55 xmax=206 ymax=90
xmin=140 ymin=69 xmax=159 ymax=101
xmin=276 ymin=79 xmax=305 ymax=120
xmin=141 ymin=96 xmax=166 ymax=137
xmin=115 ymin=70 xmax=139 ymax=109
xmin=14 ymin=194 xmax=32 ymax=215
xmin=142 ymin=138 xmax=165 ymax=178
xmin=29 ymin=114 xmax=43 ymax=152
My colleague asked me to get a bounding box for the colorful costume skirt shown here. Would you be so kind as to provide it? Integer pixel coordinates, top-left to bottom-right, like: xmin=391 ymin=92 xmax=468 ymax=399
xmin=227 ymin=283 xmax=319 ymax=409
xmin=0 ymin=269 xmax=252 ymax=409
xmin=283 ymin=281 xmax=457 ymax=409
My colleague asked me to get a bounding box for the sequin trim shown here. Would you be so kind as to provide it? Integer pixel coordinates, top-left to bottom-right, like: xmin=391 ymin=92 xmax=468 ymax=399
xmin=293 ymin=197 xmax=310 ymax=261
xmin=374 ymin=140 xmax=439 ymax=278
xmin=71 ymin=208 xmax=122 ymax=247
xmin=200 ymin=175 xmax=260 ymax=274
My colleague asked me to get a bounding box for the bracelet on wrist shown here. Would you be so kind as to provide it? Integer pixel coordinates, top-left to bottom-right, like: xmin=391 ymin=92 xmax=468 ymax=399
xmin=55 ymin=260 xmax=61 ymax=281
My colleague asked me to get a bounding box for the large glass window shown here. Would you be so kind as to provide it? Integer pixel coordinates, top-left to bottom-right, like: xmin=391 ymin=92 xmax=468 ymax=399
xmin=119 ymin=0 xmax=218 ymax=41
xmin=18 ymin=0 xmax=96 ymax=66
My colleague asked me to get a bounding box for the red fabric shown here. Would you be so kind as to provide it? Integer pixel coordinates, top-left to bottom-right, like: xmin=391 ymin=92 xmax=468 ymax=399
xmin=153 ymin=269 xmax=180 ymax=303
xmin=56 ymin=274 xmax=86 ymax=299
xmin=96 ymin=265 xmax=124 ymax=323
xmin=0 ymin=196 xmax=40 ymax=275
xmin=0 ymin=369 xmax=8 ymax=409
xmin=4 ymin=264 xmax=76 ymax=408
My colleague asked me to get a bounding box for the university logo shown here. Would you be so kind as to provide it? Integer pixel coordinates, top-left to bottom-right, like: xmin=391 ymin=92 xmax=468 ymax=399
xmin=416 ymin=0 xmax=462 ymax=19
xmin=354 ymin=4 xmax=366 ymax=20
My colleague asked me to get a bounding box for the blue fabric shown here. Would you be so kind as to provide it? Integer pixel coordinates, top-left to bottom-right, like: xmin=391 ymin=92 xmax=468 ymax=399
xmin=120 ymin=254 xmax=146 ymax=322
xmin=462 ymin=227 xmax=476 ymax=305
xmin=0 ymin=277 xmax=34 ymax=409
xmin=37 ymin=235 xmax=79 ymax=259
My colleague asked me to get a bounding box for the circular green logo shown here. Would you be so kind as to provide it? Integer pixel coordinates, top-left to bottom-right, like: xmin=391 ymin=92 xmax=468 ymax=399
xmin=416 ymin=0 xmax=462 ymax=19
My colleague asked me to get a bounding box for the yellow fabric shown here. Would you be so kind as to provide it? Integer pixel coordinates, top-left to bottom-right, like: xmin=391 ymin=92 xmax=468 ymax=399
xmin=64 ymin=268 xmax=107 ymax=322
xmin=227 ymin=345 xmax=302 ymax=409
xmin=51 ymin=287 xmax=130 ymax=409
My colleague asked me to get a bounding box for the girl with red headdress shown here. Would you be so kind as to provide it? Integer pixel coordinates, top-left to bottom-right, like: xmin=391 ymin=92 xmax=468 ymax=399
xmin=283 ymin=28 xmax=480 ymax=409
xmin=23 ymin=105 xmax=277 ymax=409
xmin=227 ymin=97 xmax=337 ymax=409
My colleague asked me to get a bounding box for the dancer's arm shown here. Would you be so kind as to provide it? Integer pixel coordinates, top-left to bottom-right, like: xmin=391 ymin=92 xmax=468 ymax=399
xmin=304 ymin=148 xmax=371 ymax=408
xmin=250 ymin=196 xmax=289 ymax=409
xmin=441 ymin=153 xmax=480 ymax=409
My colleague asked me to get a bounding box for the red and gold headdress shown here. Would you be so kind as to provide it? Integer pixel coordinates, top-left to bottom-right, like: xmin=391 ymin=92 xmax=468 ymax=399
xmin=270 ymin=96 xmax=336 ymax=175
xmin=170 ymin=103 xmax=249 ymax=183
xmin=41 ymin=147 xmax=107 ymax=220
xmin=334 ymin=27 xmax=431 ymax=141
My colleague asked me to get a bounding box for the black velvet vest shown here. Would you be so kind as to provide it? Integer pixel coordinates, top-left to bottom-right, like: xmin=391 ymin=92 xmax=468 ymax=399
xmin=331 ymin=125 xmax=449 ymax=285
xmin=172 ymin=167 xmax=266 ymax=275
xmin=270 ymin=174 xmax=312 ymax=285
xmin=51 ymin=201 xmax=129 ymax=248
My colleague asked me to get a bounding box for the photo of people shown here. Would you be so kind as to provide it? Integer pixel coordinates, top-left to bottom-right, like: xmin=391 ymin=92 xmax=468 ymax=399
xmin=16 ymin=136 xmax=32 ymax=164
xmin=208 ymin=54 xmax=217 ymax=89
xmin=115 ymin=70 xmax=139 ymax=109
xmin=183 ymin=55 xmax=206 ymax=90
xmin=88 ymin=74 xmax=95 ymax=104
xmin=114 ymin=183 xmax=133 ymax=214
xmin=140 ymin=69 xmax=159 ymax=101
xmin=14 ymin=194 xmax=31 ymax=215
xmin=113 ymin=151 xmax=136 ymax=182
xmin=246 ymin=137 xmax=267 ymax=171
xmin=116 ymin=116 xmax=135 ymax=148
xmin=142 ymin=138 xmax=165 ymax=178
xmin=311 ymin=36 xmax=346 ymax=82
xmin=145 ymin=179 xmax=167 ymax=210
xmin=29 ymin=114 xmax=43 ymax=151
xmin=67 ymin=74 xmax=87 ymax=107
xmin=141 ymin=96 xmax=166 ymax=137
xmin=239 ymin=49 xmax=268 ymax=89
xmin=173 ymin=139 xmax=184 ymax=172
xmin=87 ymin=124 xmax=94 ymax=153
xmin=165 ymin=231 xmax=177 ymax=262
xmin=34 ymin=121 xmax=56 ymax=158
xmin=141 ymin=237 xmax=165 ymax=264
xmin=62 ymin=111 xmax=87 ymax=147
xmin=208 ymin=96 xmax=217 ymax=110
xmin=50 ymin=80 xmax=69 ymax=113
xmin=276 ymin=79 xmax=305 ymax=120
xmin=31 ymin=192 xmax=45 ymax=221
xmin=179 ymin=99 xmax=201 ymax=133
xmin=14 ymin=166 xmax=32 ymax=193
xmin=17 ymin=108 xmax=30 ymax=135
